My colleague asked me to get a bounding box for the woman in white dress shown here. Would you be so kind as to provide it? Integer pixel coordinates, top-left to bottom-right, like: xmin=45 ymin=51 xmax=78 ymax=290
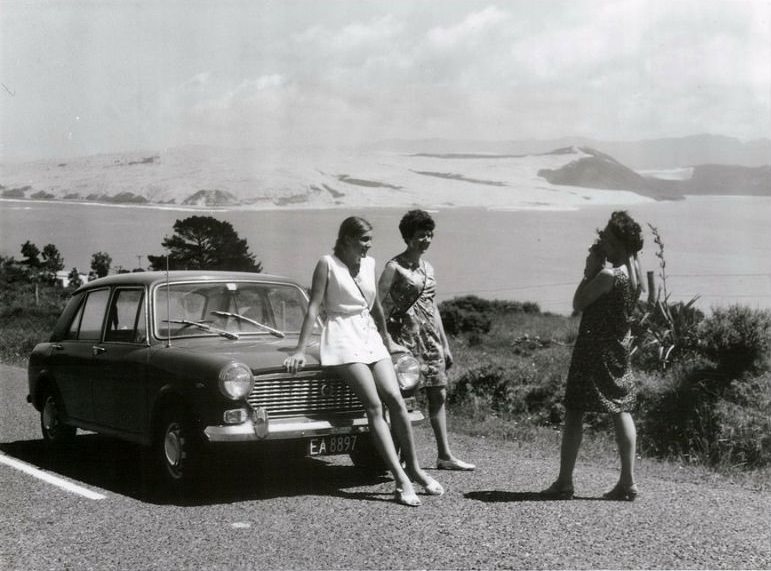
xmin=284 ymin=216 xmax=444 ymax=507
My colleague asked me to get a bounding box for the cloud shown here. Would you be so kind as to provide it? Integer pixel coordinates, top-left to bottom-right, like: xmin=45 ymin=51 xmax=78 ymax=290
xmin=426 ymin=5 xmax=509 ymax=49
xmin=3 ymin=1 xmax=769 ymax=159
xmin=294 ymin=14 xmax=404 ymax=53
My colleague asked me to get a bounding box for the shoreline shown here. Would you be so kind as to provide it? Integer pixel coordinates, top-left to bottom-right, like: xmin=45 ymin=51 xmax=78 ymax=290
xmin=1 ymin=192 xmax=768 ymax=214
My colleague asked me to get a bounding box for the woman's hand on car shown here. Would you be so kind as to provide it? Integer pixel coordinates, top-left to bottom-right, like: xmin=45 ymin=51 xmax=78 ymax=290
xmin=284 ymin=351 xmax=306 ymax=374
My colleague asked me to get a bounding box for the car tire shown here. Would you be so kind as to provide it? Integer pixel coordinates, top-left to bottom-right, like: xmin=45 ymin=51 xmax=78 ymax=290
xmin=349 ymin=433 xmax=389 ymax=475
xmin=152 ymin=404 xmax=202 ymax=494
xmin=40 ymin=386 xmax=76 ymax=445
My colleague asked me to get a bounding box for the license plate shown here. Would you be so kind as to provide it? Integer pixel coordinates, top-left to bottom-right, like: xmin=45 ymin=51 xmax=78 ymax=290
xmin=308 ymin=434 xmax=357 ymax=456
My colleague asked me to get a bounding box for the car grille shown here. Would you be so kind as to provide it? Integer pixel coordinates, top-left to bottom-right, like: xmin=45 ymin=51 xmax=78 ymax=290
xmin=247 ymin=370 xmax=365 ymax=419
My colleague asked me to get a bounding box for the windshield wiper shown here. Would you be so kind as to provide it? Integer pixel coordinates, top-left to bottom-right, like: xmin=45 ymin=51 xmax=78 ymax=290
xmin=210 ymin=311 xmax=286 ymax=338
xmin=163 ymin=319 xmax=240 ymax=340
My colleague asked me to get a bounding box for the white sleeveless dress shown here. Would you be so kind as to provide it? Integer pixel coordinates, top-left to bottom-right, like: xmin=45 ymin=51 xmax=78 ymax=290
xmin=319 ymin=254 xmax=391 ymax=366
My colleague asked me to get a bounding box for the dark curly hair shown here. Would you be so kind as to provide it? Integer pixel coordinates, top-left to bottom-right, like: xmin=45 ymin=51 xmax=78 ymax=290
xmin=333 ymin=216 xmax=373 ymax=257
xmin=398 ymin=209 xmax=435 ymax=241
xmin=605 ymin=210 xmax=644 ymax=253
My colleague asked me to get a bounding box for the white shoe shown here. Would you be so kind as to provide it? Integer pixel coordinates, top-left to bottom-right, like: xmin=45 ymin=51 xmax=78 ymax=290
xmin=436 ymin=457 xmax=476 ymax=471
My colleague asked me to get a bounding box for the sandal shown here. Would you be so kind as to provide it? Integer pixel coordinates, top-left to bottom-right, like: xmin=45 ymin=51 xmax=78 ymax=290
xmin=539 ymin=481 xmax=575 ymax=500
xmin=394 ymin=487 xmax=421 ymax=507
xmin=603 ymin=483 xmax=638 ymax=502
xmin=419 ymin=476 xmax=445 ymax=496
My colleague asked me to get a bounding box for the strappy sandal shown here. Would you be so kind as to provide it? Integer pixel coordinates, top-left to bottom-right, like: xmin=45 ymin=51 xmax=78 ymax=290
xmin=539 ymin=481 xmax=575 ymax=500
xmin=603 ymin=483 xmax=639 ymax=501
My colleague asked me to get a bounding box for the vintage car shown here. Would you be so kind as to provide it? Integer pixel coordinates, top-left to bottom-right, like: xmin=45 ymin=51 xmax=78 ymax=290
xmin=27 ymin=271 xmax=423 ymax=491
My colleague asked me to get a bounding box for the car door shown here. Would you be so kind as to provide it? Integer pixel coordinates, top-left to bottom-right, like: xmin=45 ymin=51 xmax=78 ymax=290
xmin=91 ymin=287 xmax=148 ymax=434
xmin=49 ymin=288 xmax=110 ymax=424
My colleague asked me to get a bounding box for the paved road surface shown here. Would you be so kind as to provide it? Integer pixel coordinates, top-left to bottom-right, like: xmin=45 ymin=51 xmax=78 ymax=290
xmin=1 ymin=363 xmax=769 ymax=569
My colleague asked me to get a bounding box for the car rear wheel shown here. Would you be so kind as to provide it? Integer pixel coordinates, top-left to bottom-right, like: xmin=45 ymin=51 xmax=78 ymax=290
xmin=40 ymin=387 xmax=76 ymax=444
xmin=152 ymin=405 xmax=202 ymax=492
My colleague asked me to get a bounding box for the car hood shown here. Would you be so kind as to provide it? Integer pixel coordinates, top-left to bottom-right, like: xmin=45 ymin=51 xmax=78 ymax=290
xmin=155 ymin=335 xmax=321 ymax=371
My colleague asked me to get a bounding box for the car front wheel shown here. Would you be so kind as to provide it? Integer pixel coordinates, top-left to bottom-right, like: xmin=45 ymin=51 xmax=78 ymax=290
xmin=349 ymin=433 xmax=389 ymax=474
xmin=40 ymin=387 xmax=76 ymax=444
xmin=152 ymin=405 xmax=202 ymax=492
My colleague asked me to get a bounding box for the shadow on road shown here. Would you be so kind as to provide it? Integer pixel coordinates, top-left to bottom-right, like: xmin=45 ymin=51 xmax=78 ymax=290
xmin=0 ymin=435 xmax=389 ymax=506
xmin=465 ymin=490 xmax=604 ymax=502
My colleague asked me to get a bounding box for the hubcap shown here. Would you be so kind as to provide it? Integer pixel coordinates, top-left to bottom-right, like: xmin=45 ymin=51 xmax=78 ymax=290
xmin=163 ymin=422 xmax=185 ymax=477
xmin=42 ymin=396 xmax=58 ymax=435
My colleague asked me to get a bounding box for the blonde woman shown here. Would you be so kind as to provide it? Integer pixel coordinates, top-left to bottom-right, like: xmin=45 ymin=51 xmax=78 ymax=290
xmin=284 ymin=216 xmax=443 ymax=507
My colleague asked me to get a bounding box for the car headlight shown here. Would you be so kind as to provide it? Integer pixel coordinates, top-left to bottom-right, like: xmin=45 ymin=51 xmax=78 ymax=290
xmin=218 ymin=362 xmax=254 ymax=400
xmin=392 ymin=352 xmax=420 ymax=392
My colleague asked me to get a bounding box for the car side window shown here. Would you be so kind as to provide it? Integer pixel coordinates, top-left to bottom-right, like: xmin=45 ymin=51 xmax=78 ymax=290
xmin=105 ymin=289 xmax=146 ymax=343
xmin=64 ymin=299 xmax=86 ymax=340
xmin=76 ymin=289 xmax=110 ymax=340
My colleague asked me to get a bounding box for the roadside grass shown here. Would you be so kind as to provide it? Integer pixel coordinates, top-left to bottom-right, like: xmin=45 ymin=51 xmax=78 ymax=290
xmin=0 ymin=282 xmax=66 ymax=366
xmin=443 ymin=408 xmax=770 ymax=493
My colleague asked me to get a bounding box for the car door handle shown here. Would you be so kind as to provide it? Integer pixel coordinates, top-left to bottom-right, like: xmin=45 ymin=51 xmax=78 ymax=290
xmin=51 ymin=344 xmax=64 ymax=351
xmin=92 ymin=346 xmax=106 ymax=356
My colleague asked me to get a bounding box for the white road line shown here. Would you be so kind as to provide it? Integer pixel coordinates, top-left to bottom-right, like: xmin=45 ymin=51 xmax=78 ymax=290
xmin=0 ymin=452 xmax=106 ymax=500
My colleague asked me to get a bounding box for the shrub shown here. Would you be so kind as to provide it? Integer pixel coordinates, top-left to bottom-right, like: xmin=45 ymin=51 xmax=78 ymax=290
xmin=635 ymin=359 xmax=721 ymax=462
xmin=711 ymin=374 xmax=771 ymax=468
xmin=632 ymin=224 xmax=704 ymax=371
xmin=440 ymin=304 xmax=492 ymax=336
xmin=698 ymin=305 xmax=771 ymax=378
xmin=636 ymin=356 xmax=771 ymax=468
xmin=449 ymin=364 xmax=507 ymax=410
xmin=632 ymin=298 xmax=704 ymax=372
xmin=439 ymin=295 xmax=540 ymax=336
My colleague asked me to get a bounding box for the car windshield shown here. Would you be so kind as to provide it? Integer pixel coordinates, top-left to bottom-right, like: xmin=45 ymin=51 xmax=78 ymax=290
xmin=153 ymin=281 xmax=309 ymax=339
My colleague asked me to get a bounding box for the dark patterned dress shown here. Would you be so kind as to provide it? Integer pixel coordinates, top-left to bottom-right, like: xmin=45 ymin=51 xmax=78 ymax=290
xmin=382 ymin=256 xmax=448 ymax=388
xmin=564 ymin=267 xmax=638 ymax=413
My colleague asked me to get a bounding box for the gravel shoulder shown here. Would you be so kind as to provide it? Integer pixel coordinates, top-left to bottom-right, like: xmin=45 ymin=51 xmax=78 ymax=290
xmin=1 ymin=363 xmax=769 ymax=570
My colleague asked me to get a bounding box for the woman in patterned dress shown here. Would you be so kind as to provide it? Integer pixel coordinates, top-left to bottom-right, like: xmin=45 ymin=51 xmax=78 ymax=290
xmin=284 ymin=216 xmax=443 ymax=507
xmin=543 ymin=211 xmax=644 ymax=501
xmin=379 ymin=210 xmax=475 ymax=471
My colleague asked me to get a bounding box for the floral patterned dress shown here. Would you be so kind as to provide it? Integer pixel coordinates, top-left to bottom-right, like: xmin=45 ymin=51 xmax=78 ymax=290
xmin=564 ymin=267 xmax=638 ymax=413
xmin=382 ymin=256 xmax=448 ymax=388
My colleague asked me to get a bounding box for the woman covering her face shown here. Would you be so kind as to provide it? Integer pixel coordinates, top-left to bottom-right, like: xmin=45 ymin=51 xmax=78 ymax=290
xmin=543 ymin=210 xmax=644 ymax=501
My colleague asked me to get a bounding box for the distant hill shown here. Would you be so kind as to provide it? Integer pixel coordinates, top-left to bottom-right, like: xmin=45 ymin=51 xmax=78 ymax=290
xmin=537 ymin=148 xmax=673 ymax=200
xmin=537 ymin=148 xmax=771 ymax=200
xmin=366 ymin=134 xmax=771 ymax=169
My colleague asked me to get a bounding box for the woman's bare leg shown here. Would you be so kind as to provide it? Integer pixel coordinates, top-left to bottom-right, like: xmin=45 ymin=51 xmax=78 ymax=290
xmin=334 ymin=363 xmax=414 ymax=492
xmin=613 ymin=412 xmax=637 ymax=487
xmin=370 ymin=359 xmax=437 ymax=488
xmin=556 ymin=408 xmax=584 ymax=486
xmin=426 ymin=386 xmax=452 ymax=460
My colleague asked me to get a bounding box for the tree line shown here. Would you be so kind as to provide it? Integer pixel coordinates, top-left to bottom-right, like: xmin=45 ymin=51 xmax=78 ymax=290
xmin=0 ymin=215 xmax=262 ymax=288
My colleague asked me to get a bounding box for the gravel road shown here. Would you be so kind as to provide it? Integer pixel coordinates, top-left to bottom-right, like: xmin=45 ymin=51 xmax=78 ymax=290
xmin=1 ymin=363 xmax=769 ymax=570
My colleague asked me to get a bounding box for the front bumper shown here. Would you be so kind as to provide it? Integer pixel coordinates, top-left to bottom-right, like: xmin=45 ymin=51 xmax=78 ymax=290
xmin=204 ymin=409 xmax=425 ymax=443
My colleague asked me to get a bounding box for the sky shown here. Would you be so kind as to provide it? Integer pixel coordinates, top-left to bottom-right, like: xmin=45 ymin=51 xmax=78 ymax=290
xmin=1 ymin=0 xmax=770 ymax=161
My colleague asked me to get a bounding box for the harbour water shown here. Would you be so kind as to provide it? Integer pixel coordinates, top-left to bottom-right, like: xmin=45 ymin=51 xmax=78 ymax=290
xmin=1 ymin=195 xmax=770 ymax=315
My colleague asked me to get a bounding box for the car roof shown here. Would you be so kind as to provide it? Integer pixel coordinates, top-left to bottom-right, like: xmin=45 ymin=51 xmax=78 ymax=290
xmin=77 ymin=270 xmax=301 ymax=292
